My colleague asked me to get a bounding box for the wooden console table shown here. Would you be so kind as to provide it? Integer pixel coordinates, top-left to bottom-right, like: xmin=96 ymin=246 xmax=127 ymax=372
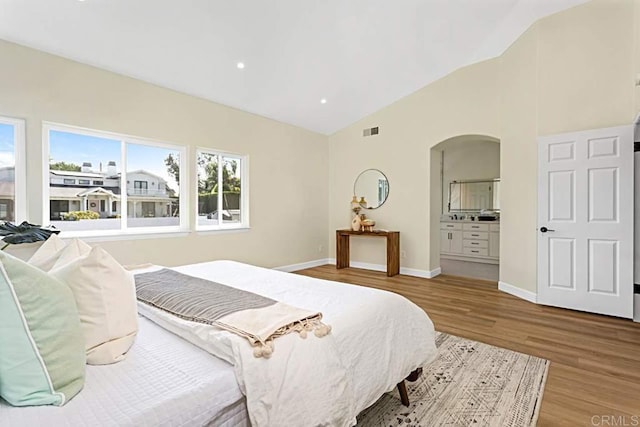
xmin=336 ymin=229 xmax=400 ymax=277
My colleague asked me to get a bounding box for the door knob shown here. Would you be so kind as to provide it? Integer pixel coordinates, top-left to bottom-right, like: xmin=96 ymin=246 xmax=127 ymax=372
xmin=540 ymin=227 xmax=555 ymax=233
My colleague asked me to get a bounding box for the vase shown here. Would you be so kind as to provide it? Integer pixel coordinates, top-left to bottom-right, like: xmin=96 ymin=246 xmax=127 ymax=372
xmin=351 ymin=215 xmax=362 ymax=231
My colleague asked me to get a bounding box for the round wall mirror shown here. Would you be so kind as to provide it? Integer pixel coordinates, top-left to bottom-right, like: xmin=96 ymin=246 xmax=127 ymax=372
xmin=354 ymin=169 xmax=389 ymax=209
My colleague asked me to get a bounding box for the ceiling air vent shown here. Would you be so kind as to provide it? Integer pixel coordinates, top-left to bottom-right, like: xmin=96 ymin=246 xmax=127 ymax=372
xmin=363 ymin=126 xmax=379 ymax=137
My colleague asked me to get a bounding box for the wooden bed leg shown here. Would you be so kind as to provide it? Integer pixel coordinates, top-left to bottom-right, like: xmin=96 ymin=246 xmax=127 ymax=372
xmin=397 ymin=381 xmax=410 ymax=407
xmin=397 ymin=368 xmax=422 ymax=407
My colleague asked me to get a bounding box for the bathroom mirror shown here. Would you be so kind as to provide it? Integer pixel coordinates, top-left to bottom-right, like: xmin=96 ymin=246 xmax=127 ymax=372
xmin=449 ymin=179 xmax=500 ymax=212
xmin=354 ymin=169 xmax=389 ymax=209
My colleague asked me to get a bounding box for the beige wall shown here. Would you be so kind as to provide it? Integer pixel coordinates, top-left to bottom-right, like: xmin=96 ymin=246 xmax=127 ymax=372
xmin=536 ymin=0 xmax=635 ymax=136
xmin=329 ymin=0 xmax=638 ymax=292
xmin=328 ymin=59 xmax=501 ymax=272
xmin=0 ymin=39 xmax=329 ymax=268
xmin=499 ymin=24 xmax=540 ymax=292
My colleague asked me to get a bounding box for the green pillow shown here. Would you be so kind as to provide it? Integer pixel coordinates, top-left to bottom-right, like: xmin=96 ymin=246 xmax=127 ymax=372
xmin=0 ymin=251 xmax=85 ymax=406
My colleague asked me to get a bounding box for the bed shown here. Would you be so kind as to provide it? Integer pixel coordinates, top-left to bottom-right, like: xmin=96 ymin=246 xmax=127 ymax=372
xmin=0 ymin=315 xmax=249 ymax=426
xmin=0 ymin=260 xmax=436 ymax=427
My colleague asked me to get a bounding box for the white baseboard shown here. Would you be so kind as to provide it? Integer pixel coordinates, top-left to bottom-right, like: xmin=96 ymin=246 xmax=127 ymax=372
xmin=404 ymin=266 xmax=441 ymax=279
xmin=273 ymin=259 xmax=331 ymax=273
xmin=498 ymin=281 xmax=537 ymax=304
xmin=327 ymin=258 xmax=384 ymax=273
xmin=326 ymin=258 xmax=441 ymax=279
xmin=634 ymin=294 xmax=640 ymax=323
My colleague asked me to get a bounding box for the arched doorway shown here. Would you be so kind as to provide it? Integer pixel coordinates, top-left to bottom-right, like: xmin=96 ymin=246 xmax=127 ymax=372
xmin=429 ymin=135 xmax=501 ymax=281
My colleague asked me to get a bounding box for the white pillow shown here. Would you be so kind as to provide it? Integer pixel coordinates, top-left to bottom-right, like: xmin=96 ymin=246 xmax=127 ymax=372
xmin=27 ymin=234 xmax=67 ymax=271
xmin=50 ymin=246 xmax=138 ymax=365
xmin=50 ymin=239 xmax=91 ymax=271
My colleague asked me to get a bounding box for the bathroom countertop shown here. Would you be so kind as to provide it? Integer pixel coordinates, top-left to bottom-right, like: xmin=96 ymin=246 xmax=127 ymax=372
xmin=440 ymin=218 xmax=500 ymax=224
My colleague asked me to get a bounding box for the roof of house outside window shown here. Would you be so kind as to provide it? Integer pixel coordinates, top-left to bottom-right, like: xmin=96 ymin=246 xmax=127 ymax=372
xmin=50 ymin=170 xmax=119 ymax=179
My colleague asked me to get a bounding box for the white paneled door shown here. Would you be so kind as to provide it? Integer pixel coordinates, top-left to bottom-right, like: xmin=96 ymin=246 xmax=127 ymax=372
xmin=538 ymin=125 xmax=634 ymax=318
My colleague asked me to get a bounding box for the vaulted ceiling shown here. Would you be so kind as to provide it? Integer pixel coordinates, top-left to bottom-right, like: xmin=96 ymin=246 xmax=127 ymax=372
xmin=0 ymin=0 xmax=589 ymax=134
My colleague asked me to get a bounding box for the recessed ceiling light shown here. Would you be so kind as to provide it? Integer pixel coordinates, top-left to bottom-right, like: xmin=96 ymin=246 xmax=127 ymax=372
xmin=236 ymin=62 xmax=245 ymax=69
xmin=320 ymin=98 xmax=327 ymax=104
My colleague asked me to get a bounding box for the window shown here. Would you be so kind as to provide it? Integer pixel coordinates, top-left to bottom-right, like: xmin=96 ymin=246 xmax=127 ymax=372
xmin=196 ymin=149 xmax=248 ymax=230
xmin=134 ymin=181 xmax=148 ymax=190
xmin=45 ymin=123 xmax=186 ymax=235
xmin=50 ymin=200 xmax=69 ymax=220
xmin=0 ymin=116 xmax=25 ymax=222
xmin=127 ymin=143 xmax=181 ymax=228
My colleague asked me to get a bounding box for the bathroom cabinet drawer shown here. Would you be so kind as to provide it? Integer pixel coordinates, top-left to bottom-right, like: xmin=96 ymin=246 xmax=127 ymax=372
xmin=463 ymin=247 xmax=489 ymax=256
xmin=463 ymin=231 xmax=488 ymax=240
xmin=463 ymin=239 xmax=488 ymax=249
xmin=441 ymin=222 xmax=463 ymax=230
xmin=463 ymin=223 xmax=489 ymax=232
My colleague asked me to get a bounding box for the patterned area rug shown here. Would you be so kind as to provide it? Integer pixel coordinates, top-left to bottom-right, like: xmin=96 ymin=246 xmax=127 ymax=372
xmin=357 ymin=333 xmax=549 ymax=427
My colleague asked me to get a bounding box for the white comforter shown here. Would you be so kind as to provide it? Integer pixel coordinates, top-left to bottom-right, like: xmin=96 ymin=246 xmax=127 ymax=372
xmin=135 ymin=261 xmax=436 ymax=427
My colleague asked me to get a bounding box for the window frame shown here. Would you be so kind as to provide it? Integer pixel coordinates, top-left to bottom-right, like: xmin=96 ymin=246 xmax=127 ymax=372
xmin=134 ymin=180 xmax=148 ymax=190
xmin=0 ymin=116 xmax=26 ymax=223
xmin=195 ymin=147 xmax=249 ymax=231
xmin=43 ymin=122 xmax=189 ymax=238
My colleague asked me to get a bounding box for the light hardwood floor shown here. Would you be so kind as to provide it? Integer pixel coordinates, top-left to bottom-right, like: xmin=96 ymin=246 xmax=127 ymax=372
xmin=295 ymin=265 xmax=640 ymax=426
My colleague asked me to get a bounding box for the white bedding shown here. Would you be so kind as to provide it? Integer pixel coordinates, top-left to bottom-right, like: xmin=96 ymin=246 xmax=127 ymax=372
xmin=0 ymin=316 xmax=248 ymax=427
xmin=136 ymin=260 xmax=437 ymax=427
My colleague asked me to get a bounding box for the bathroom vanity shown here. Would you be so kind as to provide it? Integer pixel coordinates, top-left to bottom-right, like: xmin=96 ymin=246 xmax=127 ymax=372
xmin=440 ymin=219 xmax=499 ymax=264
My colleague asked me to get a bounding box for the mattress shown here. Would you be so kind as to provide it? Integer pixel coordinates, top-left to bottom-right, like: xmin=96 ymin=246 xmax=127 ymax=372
xmin=0 ymin=316 xmax=248 ymax=427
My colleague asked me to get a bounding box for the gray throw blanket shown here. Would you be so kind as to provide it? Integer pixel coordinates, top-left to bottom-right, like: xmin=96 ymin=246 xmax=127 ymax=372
xmin=135 ymin=269 xmax=331 ymax=358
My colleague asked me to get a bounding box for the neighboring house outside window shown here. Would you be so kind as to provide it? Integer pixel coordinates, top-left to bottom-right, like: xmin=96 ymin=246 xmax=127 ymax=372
xmin=127 ymin=172 xmax=173 ymax=221
xmin=133 ymin=180 xmax=148 ymax=193
xmin=45 ymin=123 xmax=186 ymax=235
xmin=49 ymin=168 xmax=121 ymax=221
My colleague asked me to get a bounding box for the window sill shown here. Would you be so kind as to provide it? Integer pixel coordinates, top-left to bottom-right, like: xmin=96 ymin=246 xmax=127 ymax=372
xmin=58 ymin=228 xmax=190 ymax=243
xmin=56 ymin=225 xmax=251 ymax=242
xmin=195 ymin=226 xmax=251 ymax=235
